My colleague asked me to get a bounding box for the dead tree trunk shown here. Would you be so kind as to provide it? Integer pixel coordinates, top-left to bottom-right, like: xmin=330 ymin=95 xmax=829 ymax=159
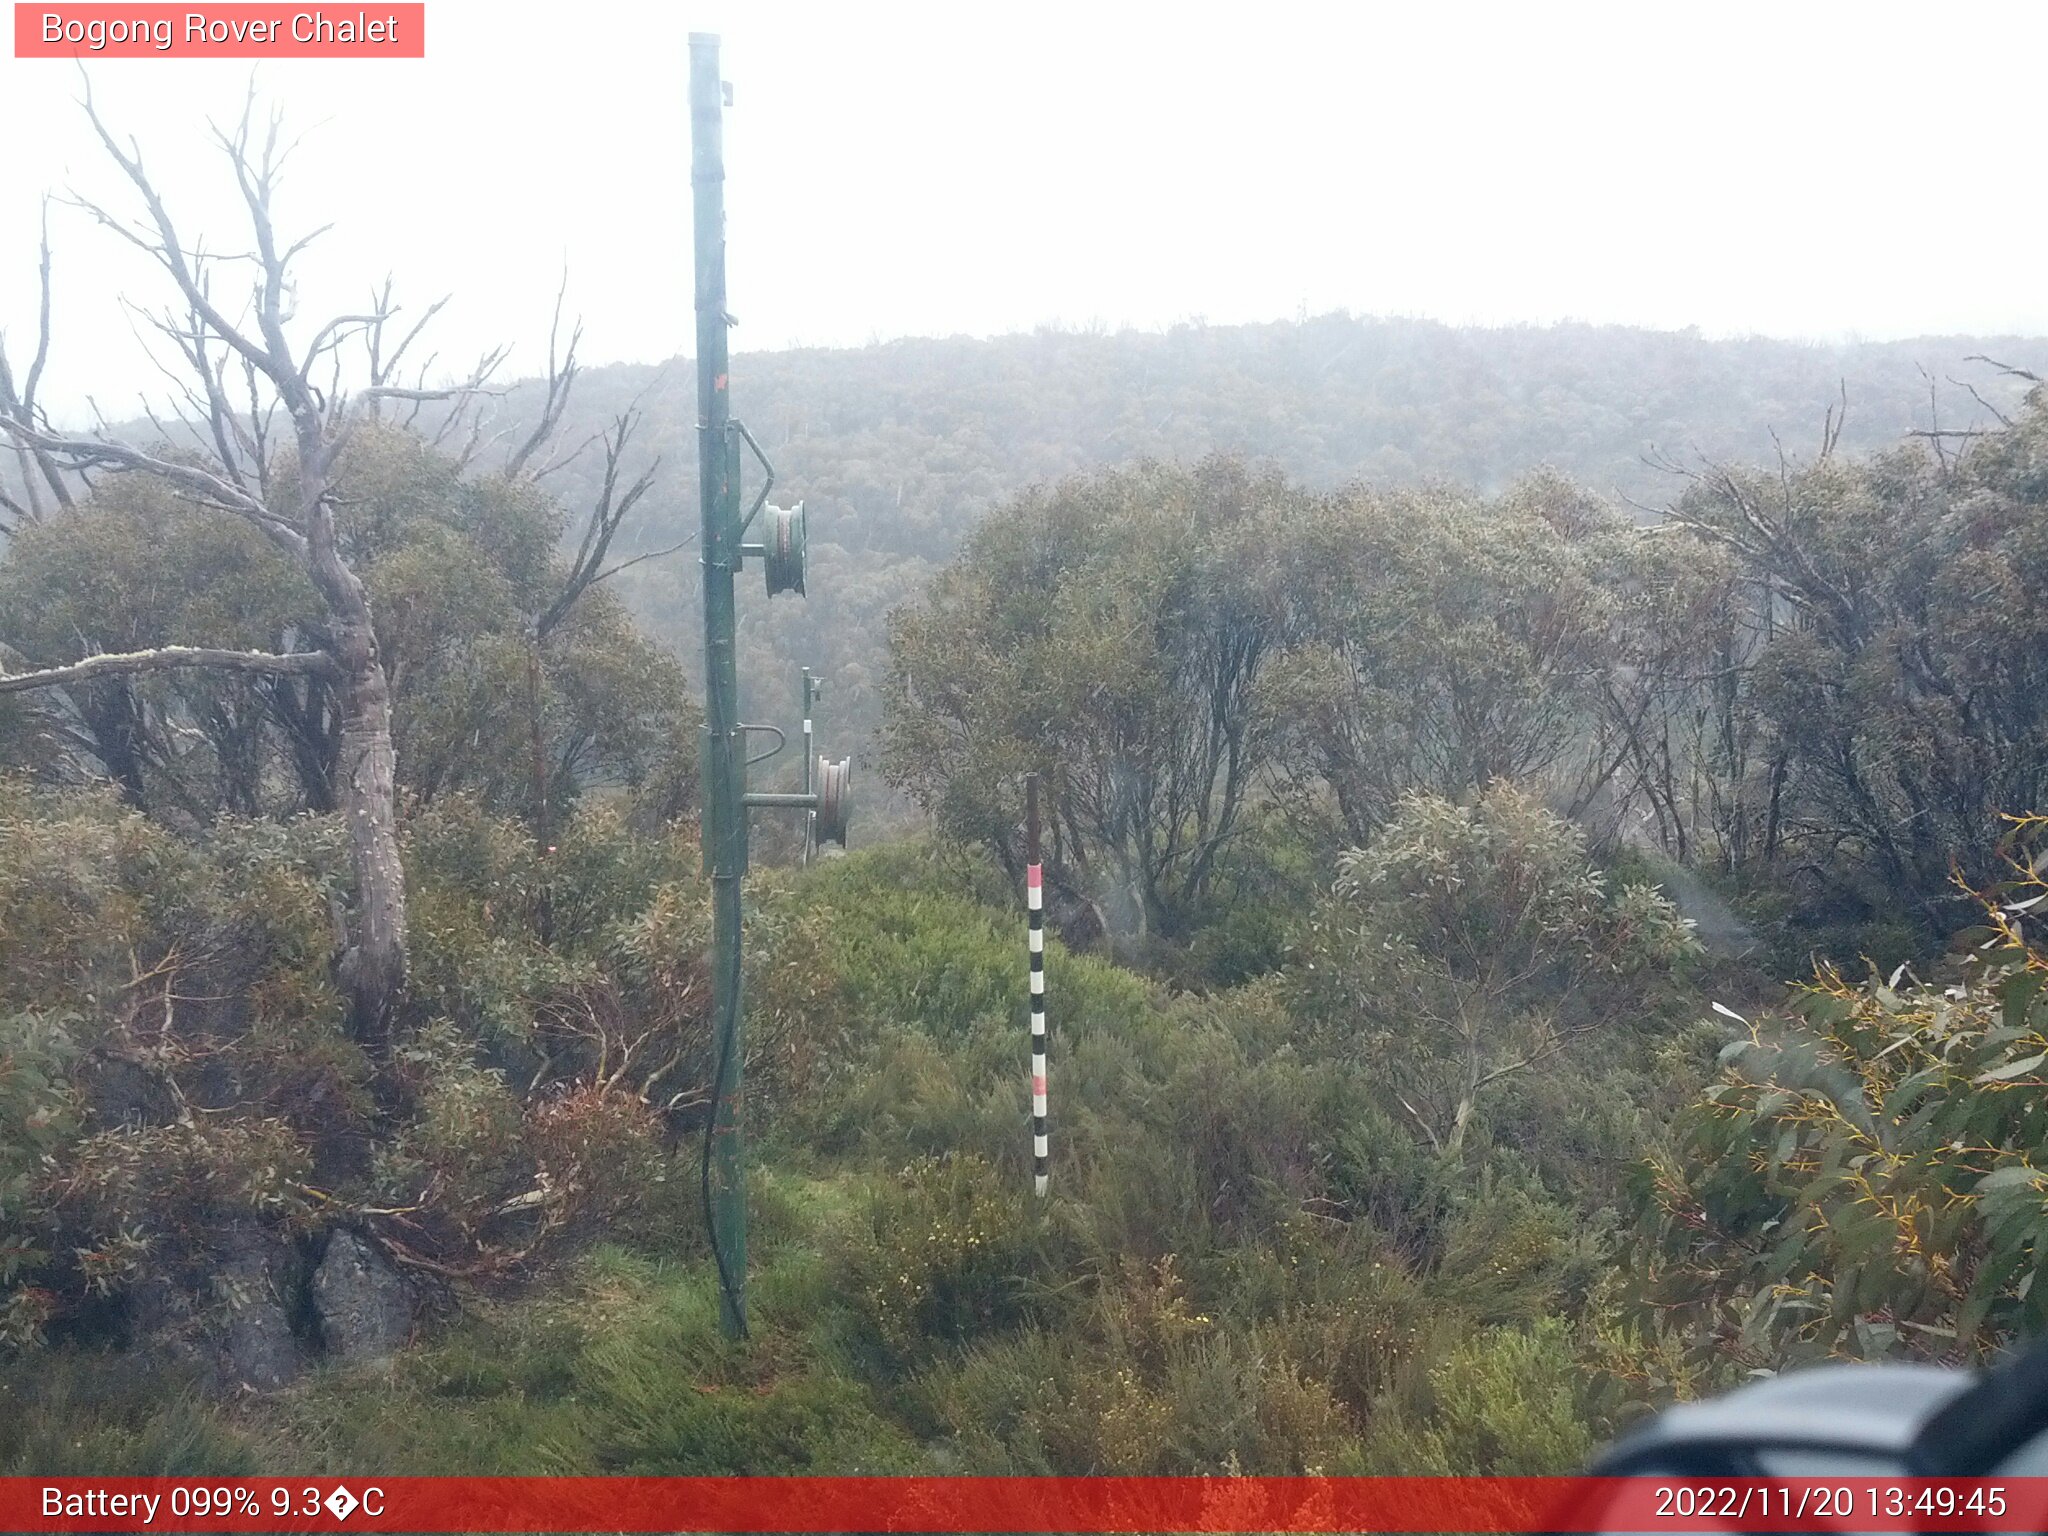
xmin=314 ymin=543 xmax=407 ymax=1046
xmin=0 ymin=86 xmax=502 ymax=1050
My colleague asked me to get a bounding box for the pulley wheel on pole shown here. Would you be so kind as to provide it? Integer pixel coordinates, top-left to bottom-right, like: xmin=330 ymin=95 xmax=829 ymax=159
xmin=814 ymin=755 xmax=852 ymax=846
xmin=764 ymin=502 xmax=807 ymax=597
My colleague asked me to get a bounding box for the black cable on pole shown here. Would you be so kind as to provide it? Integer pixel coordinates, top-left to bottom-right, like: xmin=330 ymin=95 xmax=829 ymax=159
xmin=699 ymin=931 xmax=748 ymax=1338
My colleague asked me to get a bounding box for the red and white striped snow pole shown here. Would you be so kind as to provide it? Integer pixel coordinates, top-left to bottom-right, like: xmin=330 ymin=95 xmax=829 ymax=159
xmin=1027 ymin=773 xmax=1049 ymax=1197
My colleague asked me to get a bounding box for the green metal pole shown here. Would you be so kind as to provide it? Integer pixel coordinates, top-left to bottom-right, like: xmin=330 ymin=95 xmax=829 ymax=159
xmin=801 ymin=668 xmax=815 ymax=869
xmin=691 ymin=30 xmax=747 ymax=1340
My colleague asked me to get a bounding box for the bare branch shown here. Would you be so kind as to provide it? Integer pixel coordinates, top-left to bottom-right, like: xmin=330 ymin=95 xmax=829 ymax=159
xmin=0 ymin=415 xmax=305 ymax=553
xmin=74 ymin=76 xmax=287 ymax=396
xmin=447 ymin=407 xmax=503 ymax=473
xmin=363 ymin=345 xmax=507 ymax=412
xmin=580 ymin=531 xmax=698 ymax=591
xmin=303 ymin=311 xmax=385 ymax=371
xmin=530 ymin=428 xmax=603 ymax=483
xmin=0 ymin=198 xmax=77 ymax=518
xmin=504 ymin=271 xmax=581 ymax=480
xmin=0 ymin=644 xmax=339 ymax=696
xmin=0 ymin=358 xmax=44 ymax=525
xmin=23 ymin=196 xmax=55 ymax=416
xmin=121 ymin=300 xmax=229 ymax=455
xmin=359 ymin=382 xmax=499 ymax=406
xmin=215 ymin=94 xmax=299 ymax=389
xmin=1967 ymin=354 xmax=2043 ymax=385
xmin=1951 ymin=374 xmax=2015 ymax=431
xmin=535 ymin=406 xmax=663 ymax=639
xmin=279 ymin=221 xmax=336 ymax=268
xmin=365 ymin=281 xmax=448 ymax=397
xmin=1917 ymin=365 xmax=1949 ymax=473
xmin=242 ymin=351 xmax=276 ymax=500
xmin=176 ymin=290 xmax=262 ymax=486
xmin=1820 ymin=378 xmax=1846 ymax=460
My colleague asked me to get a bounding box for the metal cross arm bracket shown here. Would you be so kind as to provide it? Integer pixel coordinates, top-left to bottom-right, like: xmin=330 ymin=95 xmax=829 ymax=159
xmin=738 ymin=722 xmax=786 ymax=767
xmin=731 ymin=420 xmax=776 ymax=536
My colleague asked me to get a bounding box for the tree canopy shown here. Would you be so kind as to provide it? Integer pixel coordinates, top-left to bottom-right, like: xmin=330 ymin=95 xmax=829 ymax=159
xmin=884 ymin=456 xmax=1296 ymax=940
xmin=0 ymin=427 xmax=694 ymax=829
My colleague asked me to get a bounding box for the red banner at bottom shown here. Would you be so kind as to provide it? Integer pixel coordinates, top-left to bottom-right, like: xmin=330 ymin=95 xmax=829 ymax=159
xmin=10 ymin=1475 xmax=2048 ymax=1533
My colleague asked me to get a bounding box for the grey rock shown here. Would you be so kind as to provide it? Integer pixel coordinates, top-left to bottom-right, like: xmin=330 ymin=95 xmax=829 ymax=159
xmin=211 ymin=1227 xmax=306 ymax=1391
xmin=311 ymin=1229 xmax=412 ymax=1362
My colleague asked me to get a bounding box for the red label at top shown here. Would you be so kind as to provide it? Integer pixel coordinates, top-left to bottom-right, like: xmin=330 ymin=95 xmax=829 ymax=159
xmin=14 ymin=4 xmax=425 ymax=56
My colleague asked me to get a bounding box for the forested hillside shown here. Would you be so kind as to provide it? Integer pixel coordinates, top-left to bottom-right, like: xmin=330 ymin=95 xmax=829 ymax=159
xmin=487 ymin=316 xmax=2048 ymax=780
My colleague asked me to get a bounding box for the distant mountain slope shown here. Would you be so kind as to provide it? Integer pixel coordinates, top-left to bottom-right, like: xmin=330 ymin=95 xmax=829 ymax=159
xmin=534 ymin=312 xmax=2047 ymax=545
xmin=492 ymin=313 xmax=2041 ymax=798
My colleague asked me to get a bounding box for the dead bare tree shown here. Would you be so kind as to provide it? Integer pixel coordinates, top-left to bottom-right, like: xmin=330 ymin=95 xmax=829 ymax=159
xmin=498 ymin=295 xmax=683 ymax=646
xmin=503 ymin=275 xmax=584 ymax=483
xmin=0 ymin=86 xmax=500 ymax=1052
xmin=499 ymin=338 xmax=685 ymax=936
xmin=532 ymin=403 xmax=675 ymax=640
xmin=0 ymin=199 xmax=77 ymax=535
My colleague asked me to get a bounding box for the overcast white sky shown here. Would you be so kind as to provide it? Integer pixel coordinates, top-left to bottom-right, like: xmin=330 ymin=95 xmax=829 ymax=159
xmin=3 ymin=0 xmax=2045 ymax=421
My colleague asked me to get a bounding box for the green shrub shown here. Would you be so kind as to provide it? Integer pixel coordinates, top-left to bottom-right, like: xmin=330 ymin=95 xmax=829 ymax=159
xmin=544 ymin=802 xmax=699 ymax=956
xmin=372 ymin=1025 xmax=533 ymax=1264
xmin=1644 ymin=821 xmax=2048 ymax=1367
xmin=921 ymin=1286 xmax=1364 ymax=1474
xmin=58 ymin=1119 xmax=312 ymax=1258
xmin=1255 ymin=1257 xmax=1450 ymax=1422
xmin=1432 ymin=1176 xmax=1605 ymax=1326
xmin=837 ymin=1155 xmax=1057 ymax=1357
xmin=526 ymin=1084 xmax=682 ymax=1245
xmin=402 ymin=797 xmax=558 ymax=1053
xmin=1360 ymin=1319 xmax=1598 ymax=1474
xmin=1289 ymin=785 xmax=1698 ymax=1159
xmin=0 ymin=782 xmax=196 ymax=1013
xmin=0 ymin=1011 xmax=79 ymax=1342
xmin=561 ymin=1252 xmax=921 ymax=1475
xmin=1184 ymin=900 xmax=1292 ymax=989
xmin=1155 ymin=1331 xmax=1357 ymax=1473
xmin=800 ymin=1026 xmax=992 ymax=1163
